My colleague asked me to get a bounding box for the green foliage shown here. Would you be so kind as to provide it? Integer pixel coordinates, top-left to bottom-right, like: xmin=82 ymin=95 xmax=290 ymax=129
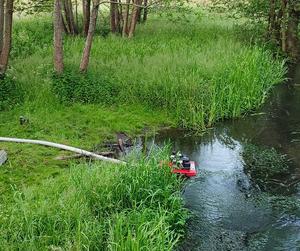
xmin=0 ymin=152 xmax=188 ymax=250
xmin=49 ymin=18 xmax=285 ymax=129
xmin=242 ymin=144 xmax=290 ymax=189
xmin=11 ymin=17 xmax=53 ymax=59
xmin=15 ymin=0 xmax=53 ymax=15
xmin=209 ymin=0 xmax=271 ymax=20
xmin=0 ymin=74 xmax=23 ymax=111
xmin=52 ymin=69 xmax=119 ymax=105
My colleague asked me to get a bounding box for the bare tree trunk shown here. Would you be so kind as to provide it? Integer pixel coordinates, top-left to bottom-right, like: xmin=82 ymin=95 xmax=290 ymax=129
xmin=0 ymin=0 xmax=13 ymax=77
xmin=115 ymin=4 xmax=121 ymax=33
xmin=110 ymin=1 xmax=117 ymax=32
xmin=61 ymin=13 xmax=69 ymax=33
xmin=268 ymin=0 xmax=276 ymax=38
xmin=54 ymin=0 xmax=64 ymax=74
xmin=0 ymin=0 xmax=4 ymax=54
xmin=122 ymin=0 xmax=130 ymax=37
xmin=128 ymin=0 xmax=142 ymax=38
xmin=75 ymin=0 xmax=79 ymax=30
xmin=142 ymin=0 xmax=148 ymax=23
xmin=280 ymin=0 xmax=288 ymax=53
xmin=68 ymin=0 xmax=78 ymax=34
xmin=63 ymin=0 xmax=77 ymax=35
xmin=286 ymin=4 xmax=300 ymax=59
xmin=80 ymin=0 xmax=99 ymax=72
xmin=83 ymin=0 xmax=91 ymax=36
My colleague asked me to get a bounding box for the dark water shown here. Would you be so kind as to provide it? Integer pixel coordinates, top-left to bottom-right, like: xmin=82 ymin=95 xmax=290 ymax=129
xmin=151 ymin=65 xmax=300 ymax=250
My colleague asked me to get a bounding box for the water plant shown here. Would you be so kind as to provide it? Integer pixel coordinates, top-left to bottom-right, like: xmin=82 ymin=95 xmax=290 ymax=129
xmin=242 ymin=144 xmax=291 ymax=191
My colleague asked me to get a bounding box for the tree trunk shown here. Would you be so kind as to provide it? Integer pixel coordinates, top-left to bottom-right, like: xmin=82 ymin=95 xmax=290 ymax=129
xmin=286 ymin=3 xmax=300 ymax=59
xmin=0 ymin=0 xmax=13 ymax=77
xmin=0 ymin=0 xmax=4 ymax=54
xmin=115 ymin=3 xmax=121 ymax=33
xmin=83 ymin=0 xmax=91 ymax=36
xmin=63 ymin=0 xmax=77 ymax=35
xmin=142 ymin=0 xmax=148 ymax=23
xmin=80 ymin=0 xmax=99 ymax=72
xmin=128 ymin=0 xmax=142 ymax=38
xmin=280 ymin=0 xmax=288 ymax=53
xmin=61 ymin=12 xmax=69 ymax=33
xmin=75 ymin=0 xmax=79 ymax=30
xmin=110 ymin=1 xmax=117 ymax=33
xmin=122 ymin=0 xmax=130 ymax=37
xmin=68 ymin=0 xmax=78 ymax=34
xmin=268 ymin=0 xmax=276 ymax=39
xmin=54 ymin=0 xmax=64 ymax=74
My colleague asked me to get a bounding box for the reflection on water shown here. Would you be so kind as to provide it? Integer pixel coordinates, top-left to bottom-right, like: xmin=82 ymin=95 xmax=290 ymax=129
xmin=150 ymin=65 xmax=300 ymax=250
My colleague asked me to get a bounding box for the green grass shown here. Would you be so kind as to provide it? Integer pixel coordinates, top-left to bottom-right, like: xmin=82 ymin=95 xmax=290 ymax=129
xmin=0 ymin=150 xmax=188 ymax=250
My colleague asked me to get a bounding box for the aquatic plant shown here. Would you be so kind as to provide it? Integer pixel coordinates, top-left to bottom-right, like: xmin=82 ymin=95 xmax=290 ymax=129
xmin=242 ymin=144 xmax=291 ymax=191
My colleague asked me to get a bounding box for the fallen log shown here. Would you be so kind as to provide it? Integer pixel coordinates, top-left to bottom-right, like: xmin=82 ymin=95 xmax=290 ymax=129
xmin=0 ymin=137 xmax=126 ymax=165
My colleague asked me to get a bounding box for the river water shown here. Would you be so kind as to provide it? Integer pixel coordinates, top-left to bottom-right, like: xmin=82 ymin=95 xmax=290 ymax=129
xmin=151 ymin=65 xmax=300 ymax=250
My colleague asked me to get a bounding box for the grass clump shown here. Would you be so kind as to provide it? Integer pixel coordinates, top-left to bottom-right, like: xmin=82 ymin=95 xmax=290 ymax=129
xmin=0 ymin=150 xmax=188 ymax=250
xmin=52 ymin=69 xmax=119 ymax=105
xmin=0 ymin=74 xmax=23 ymax=111
xmin=242 ymin=144 xmax=290 ymax=191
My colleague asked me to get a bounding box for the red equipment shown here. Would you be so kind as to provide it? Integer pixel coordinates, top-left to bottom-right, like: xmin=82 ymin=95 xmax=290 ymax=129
xmin=168 ymin=161 xmax=197 ymax=177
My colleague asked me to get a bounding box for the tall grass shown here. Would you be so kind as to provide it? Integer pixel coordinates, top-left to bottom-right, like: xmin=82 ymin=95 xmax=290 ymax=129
xmin=58 ymin=37 xmax=284 ymax=129
xmin=8 ymin=15 xmax=285 ymax=130
xmin=0 ymin=149 xmax=188 ymax=250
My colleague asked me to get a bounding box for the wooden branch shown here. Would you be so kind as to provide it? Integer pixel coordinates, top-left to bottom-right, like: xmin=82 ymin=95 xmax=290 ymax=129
xmin=0 ymin=137 xmax=126 ymax=165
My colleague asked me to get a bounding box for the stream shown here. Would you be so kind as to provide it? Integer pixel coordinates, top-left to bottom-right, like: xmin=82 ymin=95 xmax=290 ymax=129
xmin=150 ymin=65 xmax=300 ymax=250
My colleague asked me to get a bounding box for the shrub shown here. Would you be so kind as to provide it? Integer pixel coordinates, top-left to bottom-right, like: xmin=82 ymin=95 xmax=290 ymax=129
xmin=52 ymin=69 xmax=119 ymax=105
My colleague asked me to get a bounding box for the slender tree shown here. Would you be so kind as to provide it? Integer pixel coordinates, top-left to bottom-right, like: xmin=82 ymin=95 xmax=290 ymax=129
xmin=0 ymin=0 xmax=4 ymax=54
xmin=0 ymin=0 xmax=13 ymax=77
xmin=143 ymin=0 xmax=148 ymax=22
xmin=83 ymin=0 xmax=91 ymax=36
xmin=80 ymin=0 xmax=99 ymax=72
xmin=128 ymin=0 xmax=142 ymax=38
xmin=110 ymin=1 xmax=117 ymax=32
xmin=122 ymin=0 xmax=130 ymax=37
xmin=53 ymin=0 xmax=64 ymax=74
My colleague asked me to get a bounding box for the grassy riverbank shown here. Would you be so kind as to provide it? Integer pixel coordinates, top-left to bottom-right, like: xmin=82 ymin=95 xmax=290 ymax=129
xmin=0 ymin=150 xmax=188 ymax=250
xmin=0 ymin=12 xmax=286 ymax=249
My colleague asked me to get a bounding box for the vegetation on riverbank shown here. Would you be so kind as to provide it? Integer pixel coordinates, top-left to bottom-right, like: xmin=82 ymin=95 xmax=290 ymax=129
xmin=0 ymin=150 xmax=188 ymax=250
xmin=0 ymin=11 xmax=287 ymax=249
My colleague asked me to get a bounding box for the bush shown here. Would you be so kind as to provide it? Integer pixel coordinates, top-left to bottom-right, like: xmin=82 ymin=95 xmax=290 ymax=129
xmin=52 ymin=69 xmax=119 ymax=105
xmin=0 ymin=75 xmax=23 ymax=111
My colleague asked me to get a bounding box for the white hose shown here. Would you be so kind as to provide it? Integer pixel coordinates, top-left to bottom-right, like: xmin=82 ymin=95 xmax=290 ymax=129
xmin=0 ymin=137 xmax=126 ymax=165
